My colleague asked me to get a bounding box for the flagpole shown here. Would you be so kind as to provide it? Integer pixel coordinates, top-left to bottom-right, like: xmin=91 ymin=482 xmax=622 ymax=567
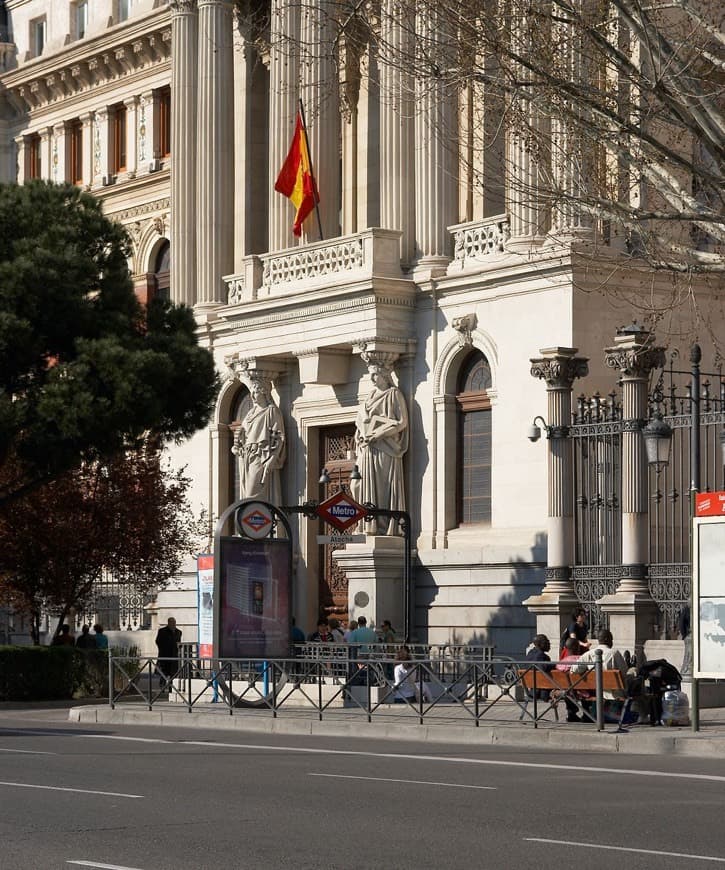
xmin=298 ymin=99 xmax=324 ymax=242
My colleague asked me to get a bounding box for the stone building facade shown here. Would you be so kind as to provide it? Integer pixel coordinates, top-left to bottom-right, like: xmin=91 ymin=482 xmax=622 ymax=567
xmin=0 ymin=0 xmax=720 ymax=656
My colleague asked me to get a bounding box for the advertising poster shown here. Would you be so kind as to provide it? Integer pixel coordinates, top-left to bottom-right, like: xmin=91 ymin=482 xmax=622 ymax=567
xmin=217 ymin=536 xmax=290 ymax=659
xmin=694 ymin=518 xmax=725 ymax=678
xmin=197 ymin=554 xmax=214 ymax=659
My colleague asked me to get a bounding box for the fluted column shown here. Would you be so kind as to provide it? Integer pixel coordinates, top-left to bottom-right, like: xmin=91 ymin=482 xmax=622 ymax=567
xmin=169 ymin=0 xmax=198 ymax=307
xmin=268 ymin=0 xmax=299 ymax=252
xmin=196 ymin=0 xmax=234 ymax=308
xmin=530 ymin=348 xmax=589 ymax=594
xmin=379 ymin=0 xmax=415 ymax=266
xmin=505 ymin=13 xmax=549 ymax=249
xmin=604 ymin=328 xmax=665 ymax=594
xmin=300 ymin=0 xmax=340 ymax=241
xmin=413 ymin=6 xmax=458 ymax=270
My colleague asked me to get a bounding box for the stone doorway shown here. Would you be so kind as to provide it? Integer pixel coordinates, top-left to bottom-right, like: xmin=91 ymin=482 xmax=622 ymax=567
xmin=318 ymin=423 xmax=356 ymax=621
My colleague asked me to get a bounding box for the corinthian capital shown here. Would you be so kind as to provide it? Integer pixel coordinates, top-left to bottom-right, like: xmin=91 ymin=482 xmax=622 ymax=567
xmin=530 ymin=347 xmax=589 ymax=390
xmin=169 ymin=0 xmax=197 ymax=13
xmin=605 ymin=345 xmax=666 ymax=379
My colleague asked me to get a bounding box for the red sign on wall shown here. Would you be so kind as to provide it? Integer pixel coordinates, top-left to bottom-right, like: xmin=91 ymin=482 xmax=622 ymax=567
xmin=695 ymin=491 xmax=725 ymax=517
xmin=317 ymin=490 xmax=367 ymax=532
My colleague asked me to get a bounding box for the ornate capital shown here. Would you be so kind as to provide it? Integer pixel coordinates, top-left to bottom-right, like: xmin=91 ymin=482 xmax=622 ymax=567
xmin=168 ymin=0 xmax=197 ymax=13
xmin=452 ymin=313 xmax=477 ymax=347
xmin=604 ymin=344 xmax=666 ymax=379
xmin=355 ymin=343 xmax=399 ymax=376
xmin=225 ymin=353 xmax=281 ymax=391
xmin=530 ymin=351 xmax=589 ymax=390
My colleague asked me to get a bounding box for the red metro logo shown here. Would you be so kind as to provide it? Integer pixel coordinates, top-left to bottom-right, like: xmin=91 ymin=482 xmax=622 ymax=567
xmin=316 ymin=490 xmax=367 ymax=532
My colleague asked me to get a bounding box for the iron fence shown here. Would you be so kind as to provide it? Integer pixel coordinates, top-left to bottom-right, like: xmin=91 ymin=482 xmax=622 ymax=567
xmin=109 ymin=651 xmax=614 ymax=731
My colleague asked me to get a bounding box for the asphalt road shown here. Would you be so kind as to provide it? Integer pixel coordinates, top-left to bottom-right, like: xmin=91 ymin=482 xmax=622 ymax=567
xmin=1 ymin=707 xmax=724 ymax=870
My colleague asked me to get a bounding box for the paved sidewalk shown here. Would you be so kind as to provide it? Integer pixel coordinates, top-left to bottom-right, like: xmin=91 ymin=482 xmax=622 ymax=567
xmin=67 ymin=697 xmax=725 ymax=758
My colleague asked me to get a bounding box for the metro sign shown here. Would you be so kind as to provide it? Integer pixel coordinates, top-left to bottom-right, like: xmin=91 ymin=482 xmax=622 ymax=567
xmin=317 ymin=490 xmax=367 ymax=532
xmin=239 ymin=502 xmax=274 ymax=539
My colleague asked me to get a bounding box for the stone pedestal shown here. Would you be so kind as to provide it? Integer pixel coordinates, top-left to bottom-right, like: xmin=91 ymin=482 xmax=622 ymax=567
xmin=598 ymin=592 xmax=659 ymax=665
xmin=332 ymin=536 xmax=407 ymax=635
xmin=523 ymin=588 xmax=579 ymax=652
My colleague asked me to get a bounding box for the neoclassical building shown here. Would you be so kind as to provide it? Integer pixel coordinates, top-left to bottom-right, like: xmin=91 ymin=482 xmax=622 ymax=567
xmin=1 ymin=0 xmax=720 ymax=657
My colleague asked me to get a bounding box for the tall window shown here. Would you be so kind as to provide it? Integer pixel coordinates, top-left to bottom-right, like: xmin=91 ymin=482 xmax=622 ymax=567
xmin=111 ymin=103 xmax=127 ymax=174
xmin=73 ymin=1 xmax=88 ymax=39
xmin=153 ymin=241 xmax=170 ymax=301
xmin=26 ymin=134 xmax=42 ymax=180
xmin=69 ymin=119 xmax=83 ymax=184
xmin=456 ymin=351 xmax=492 ymax=525
xmin=117 ymin=0 xmax=131 ymax=22
xmin=157 ymin=86 xmax=171 ymax=158
xmin=30 ymin=16 xmax=46 ymax=57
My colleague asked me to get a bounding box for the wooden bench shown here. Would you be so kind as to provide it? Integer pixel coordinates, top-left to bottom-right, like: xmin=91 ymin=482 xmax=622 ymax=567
xmin=517 ymin=667 xmax=627 ymax=722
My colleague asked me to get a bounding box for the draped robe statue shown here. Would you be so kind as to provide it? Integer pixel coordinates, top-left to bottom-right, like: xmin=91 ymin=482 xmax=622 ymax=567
xmin=352 ymin=369 xmax=408 ymax=535
xmin=232 ymin=381 xmax=286 ymax=505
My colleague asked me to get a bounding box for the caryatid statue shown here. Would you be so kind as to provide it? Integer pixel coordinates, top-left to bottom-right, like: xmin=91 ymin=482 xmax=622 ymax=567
xmin=351 ymin=351 xmax=409 ymax=535
xmin=231 ymin=372 xmax=286 ymax=506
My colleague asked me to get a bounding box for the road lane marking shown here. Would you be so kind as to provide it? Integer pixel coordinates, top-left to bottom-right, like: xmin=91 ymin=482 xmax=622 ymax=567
xmin=0 ymin=781 xmax=143 ymax=798
xmin=526 ymin=838 xmax=725 ymax=863
xmin=80 ymin=733 xmax=725 ymax=783
xmin=0 ymin=748 xmax=56 ymax=755
xmin=310 ymin=773 xmax=496 ymax=789
xmin=67 ymin=862 xmax=145 ymax=869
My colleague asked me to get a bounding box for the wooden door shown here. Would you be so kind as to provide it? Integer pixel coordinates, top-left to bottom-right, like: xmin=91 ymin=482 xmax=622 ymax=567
xmin=318 ymin=424 xmax=356 ymax=621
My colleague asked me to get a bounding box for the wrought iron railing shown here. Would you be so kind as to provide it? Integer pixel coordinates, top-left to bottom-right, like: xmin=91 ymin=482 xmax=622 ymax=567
xmin=109 ymin=651 xmax=613 ymax=731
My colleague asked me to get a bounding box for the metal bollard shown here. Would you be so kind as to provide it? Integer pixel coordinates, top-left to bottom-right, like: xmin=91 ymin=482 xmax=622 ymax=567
xmin=595 ymin=649 xmax=604 ymax=731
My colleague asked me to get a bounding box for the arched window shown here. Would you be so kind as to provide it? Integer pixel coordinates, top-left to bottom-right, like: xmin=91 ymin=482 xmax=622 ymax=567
xmin=153 ymin=241 xmax=170 ymax=302
xmin=457 ymin=351 xmax=492 ymax=525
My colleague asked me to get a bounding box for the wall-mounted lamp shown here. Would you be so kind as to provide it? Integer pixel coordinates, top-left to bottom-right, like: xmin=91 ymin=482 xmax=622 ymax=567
xmin=319 ymin=465 xmax=362 ymax=489
xmin=527 ymin=415 xmax=549 ymax=443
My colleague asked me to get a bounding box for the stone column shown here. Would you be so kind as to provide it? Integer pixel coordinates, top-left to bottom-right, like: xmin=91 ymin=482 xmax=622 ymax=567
xmin=524 ymin=347 xmax=588 ymax=643
xmin=268 ymin=0 xmax=299 ymax=252
xmin=52 ymin=122 xmax=66 ymax=184
xmin=123 ymin=96 xmax=138 ymax=177
xmin=599 ymin=327 xmax=664 ymax=659
xmin=196 ymin=0 xmax=233 ymax=309
xmin=378 ymin=0 xmax=415 ymax=266
xmin=14 ymin=136 xmax=24 ymax=183
xmin=169 ymin=0 xmax=198 ymax=307
xmin=413 ymin=7 xmax=457 ymax=273
xmin=80 ymin=112 xmax=94 ymax=187
xmin=300 ymin=0 xmax=340 ymax=241
xmin=39 ymin=127 xmax=53 ymax=182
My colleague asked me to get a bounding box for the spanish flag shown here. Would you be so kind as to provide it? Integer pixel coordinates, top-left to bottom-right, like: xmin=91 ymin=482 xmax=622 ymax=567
xmin=274 ymin=112 xmax=319 ymax=237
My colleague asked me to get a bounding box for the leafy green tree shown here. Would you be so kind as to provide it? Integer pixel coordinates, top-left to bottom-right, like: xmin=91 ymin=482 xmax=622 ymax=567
xmin=0 ymin=181 xmax=218 ymax=506
xmin=0 ymin=448 xmax=203 ymax=644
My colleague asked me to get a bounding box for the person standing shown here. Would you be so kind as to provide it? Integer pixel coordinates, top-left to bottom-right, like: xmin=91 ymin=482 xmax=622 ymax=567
xmin=155 ymin=617 xmax=182 ymax=688
xmin=51 ymin=624 xmax=75 ymax=646
xmin=93 ymin=624 xmax=109 ymax=650
xmin=75 ymin=625 xmax=96 ymax=650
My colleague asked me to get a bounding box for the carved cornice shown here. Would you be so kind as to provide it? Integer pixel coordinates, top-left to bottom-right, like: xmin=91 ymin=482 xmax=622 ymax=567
xmin=358 ymin=347 xmax=398 ymax=374
xmin=604 ymin=345 xmax=666 ymax=378
xmin=109 ymin=198 xmax=171 ymax=222
xmin=530 ymin=355 xmax=589 ymax=389
xmin=224 ymin=353 xmax=283 ymax=389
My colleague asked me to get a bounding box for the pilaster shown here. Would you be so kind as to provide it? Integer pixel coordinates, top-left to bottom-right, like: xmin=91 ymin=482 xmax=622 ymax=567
xmin=80 ymin=112 xmax=94 ymax=187
xmin=196 ymin=0 xmax=234 ymax=309
xmin=92 ymin=108 xmax=110 ymax=186
xmin=268 ymin=0 xmax=299 ymax=252
xmin=39 ymin=127 xmax=53 ymax=182
xmin=14 ymin=136 xmax=24 ymax=183
xmin=123 ymin=95 xmax=139 ymax=177
xmin=379 ymin=0 xmax=415 ymax=266
xmin=52 ymin=122 xmax=66 ymax=184
xmin=169 ymin=0 xmax=198 ymax=307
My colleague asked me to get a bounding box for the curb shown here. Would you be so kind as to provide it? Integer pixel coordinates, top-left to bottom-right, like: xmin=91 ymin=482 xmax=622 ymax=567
xmin=68 ymin=705 xmax=725 ymax=759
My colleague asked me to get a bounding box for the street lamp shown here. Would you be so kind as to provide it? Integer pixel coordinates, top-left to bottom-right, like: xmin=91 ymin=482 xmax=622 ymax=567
xmin=319 ymin=465 xmax=361 ymax=489
xmin=642 ymin=413 xmax=673 ymax=472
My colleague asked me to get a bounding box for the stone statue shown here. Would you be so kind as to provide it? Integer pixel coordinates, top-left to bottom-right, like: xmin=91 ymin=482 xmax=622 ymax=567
xmin=232 ymin=377 xmax=286 ymax=505
xmin=352 ymin=361 xmax=408 ymax=535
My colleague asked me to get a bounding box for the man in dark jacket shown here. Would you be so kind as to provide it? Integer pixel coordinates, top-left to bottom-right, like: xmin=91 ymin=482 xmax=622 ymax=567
xmin=155 ymin=617 xmax=182 ymax=687
xmin=525 ymin=633 xmax=582 ymax=722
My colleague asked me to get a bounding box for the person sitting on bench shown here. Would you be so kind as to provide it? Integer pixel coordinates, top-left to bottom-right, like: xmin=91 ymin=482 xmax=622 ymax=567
xmin=572 ymin=629 xmax=628 ymax=700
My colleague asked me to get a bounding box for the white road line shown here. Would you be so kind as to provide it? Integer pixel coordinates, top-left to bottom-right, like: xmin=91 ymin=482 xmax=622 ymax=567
xmin=81 ymin=734 xmax=725 ymax=784
xmin=67 ymin=862 xmax=145 ymax=869
xmin=0 ymin=748 xmax=56 ymax=755
xmin=0 ymin=781 xmax=143 ymax=799
xmin=526 ymin=838 xmax=725 ymax=863
xmin=310 ymin=773 xmax=496 ymax=789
